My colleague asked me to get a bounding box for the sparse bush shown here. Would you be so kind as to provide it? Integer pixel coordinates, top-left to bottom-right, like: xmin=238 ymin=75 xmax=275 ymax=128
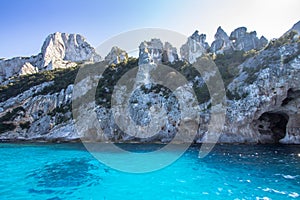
xmin=214 ymin=50 xmax=248 ymax=87
xmin=0 ymin=66 xmax=79 ymax=102
xmin=0 ymin=123 xmax=16 ymax=134
xmin=193 ymin=84 xmax=210 ymax=104
xmin=48 ymin=104 xmax=72 ymax=117
xmin=266 ymin=30 xmax=298 ymax=49
xmin=226 ymin=89 xmax=248 ymax=100
xmin=0 ymin=107 xmax=25 ymax=133
xmin=20 ymin=121 xmax=30 ymax=129
xmin=48 ymin=104 xmax=72 ymax=124
xmin=0 ymin=107 xmax=25 ymax=122
xmin=95 ymin=58 xmax=138 ymax=107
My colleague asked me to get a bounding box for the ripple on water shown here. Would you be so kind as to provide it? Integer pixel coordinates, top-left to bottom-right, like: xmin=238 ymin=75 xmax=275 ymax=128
xmin=27 ymin=158 xmax=102 ymax=194
xmin=0 ymin=143 xmax=299 ymax=200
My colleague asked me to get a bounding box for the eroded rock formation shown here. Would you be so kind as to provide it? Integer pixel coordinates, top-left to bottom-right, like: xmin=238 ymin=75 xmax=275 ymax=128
xmin=0 ymin=22 xmax=299 ymax=144
xmin=210 ymin=26 xmax=268 ymax=54
xmin=224 ymin=30 xmax=300 ymax=143
xmin=229 ymin=27 xmax=268 ymax=51
xmin=105 ymin=46 xmax=128 ymax=65
xmin=138 ymin=39 xmax=179 ymax=65
xmin=211 ymin=26 xmax=233 ymax=54
xmin=180 ymin=31 xmax=209 ymax=63
xmin=0 ymin=32 xmax=101 ymax=83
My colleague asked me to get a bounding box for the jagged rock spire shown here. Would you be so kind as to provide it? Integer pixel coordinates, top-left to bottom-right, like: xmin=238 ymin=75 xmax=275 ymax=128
xmin=105 ymin=46 xmax=128 ymax=65
xmin=180 ymin=30 xmax=209 ymax=63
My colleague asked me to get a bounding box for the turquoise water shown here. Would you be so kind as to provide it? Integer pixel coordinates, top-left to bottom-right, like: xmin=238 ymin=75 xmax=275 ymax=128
xmin=0 ymin=143 xmax=299 ymax=200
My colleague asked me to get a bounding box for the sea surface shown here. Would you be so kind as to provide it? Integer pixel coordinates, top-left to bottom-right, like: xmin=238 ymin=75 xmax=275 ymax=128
xmin=0 ymin=143 xmax=299 ymax=200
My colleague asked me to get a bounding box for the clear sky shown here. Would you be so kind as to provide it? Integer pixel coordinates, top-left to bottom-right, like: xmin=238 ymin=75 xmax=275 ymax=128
xmin=0 ymin=0 xmax=299 ymax=58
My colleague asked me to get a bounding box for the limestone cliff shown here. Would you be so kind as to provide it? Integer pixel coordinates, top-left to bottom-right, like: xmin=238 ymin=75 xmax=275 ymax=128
xmin=0 ymin=22 xmax=299 ymax=144
xmin=223 ymin=30 xmax=300 ymax=144
xmin=41 ymin=32 xmax=101 ymax=69
xmin=105 ymin=46 xmax=128 ymax=65
xmin=210 ymin=26 xmax=268 ymax=54
xmin=229 ymin=27 xmax=268 ymax=52
xmin=0 ymin=32 xmax=101 ymax=84
xmin=210 ymin=27 xmax=233 ymax=54
xmin=138 ymin=39 xmax=178 ymax=65
xmin=180 ymin=31 xmax=209 ymax=63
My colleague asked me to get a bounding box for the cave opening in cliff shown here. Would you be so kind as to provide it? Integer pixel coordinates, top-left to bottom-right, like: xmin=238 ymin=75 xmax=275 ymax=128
xmin=257 ymin=112 xmax=289 ymax=143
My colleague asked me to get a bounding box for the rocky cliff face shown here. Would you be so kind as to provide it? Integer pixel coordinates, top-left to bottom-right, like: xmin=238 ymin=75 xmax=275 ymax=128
xmin=222 ymin=30 xmax=300 ymax=144
xmin=138 ymin=39 xmax=164 ymax=65
xmin=0 ymin=56 xmax=40 ymax=83
xmin=229 ymin=27 xmax=268 ymax=51
xmin=0 ymin=32 xmax=101 ymax=84
xmin=289 ymin=21 xmax=300 ymax=34
xmin=210 ymin=26 xmax=268 ymax=54
xmin=41 ymin=32 xmax=101 ymax=69
xmin=0 ymin=81 xmax=77 ymax=141
xmin=180 ymin=27 xmax=267 ymax=63
xmin=210 ymin=27 xmax=233 ymax=54
xmin=105 ymin=46 xmax=128 ymax=65
xmin=162 ymin=42 xmax=179 ymax=63
xmin=180 ymin=31 xmax=209 ymax=63
xmin=0 ymin=22 xmax=299 ymax=144
xmin=138 ymin=39 xmax=179 ymax=65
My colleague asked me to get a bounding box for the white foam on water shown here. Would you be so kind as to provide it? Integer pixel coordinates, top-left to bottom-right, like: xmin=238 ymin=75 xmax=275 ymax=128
xmin=289 ymin=192 xmax=299 ymax=198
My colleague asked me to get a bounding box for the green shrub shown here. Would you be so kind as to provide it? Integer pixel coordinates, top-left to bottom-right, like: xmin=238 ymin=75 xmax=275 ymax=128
xmin=95 ymin=58 xmax=138 ymax=107
xmin=34 ymin=66 xmax=79 ymax=97
xmin=0 ymin=107 xmax=25 ymax=133
xmin=0 ymin=123 xmax=16 ymax=134
xmin=47 ymin=104 xmax=72 ymax=124
xmin=214 ymin=50 xmax=250 ymax=87
xmin=226 ymin=89 xmax=248 ymax=100
xmin=48 ymin=104 xmax=72 ymax=117
xmin=193 ymin=84 xmax=210 ymax=104
xmin=0 ymin=107 xmax=25 ymax=122
xmin=266 ymin=30 xmax=298 ymax=49
xmin=20 ymin=121 xmax=31 ymax=129
xmin=0 ymin=66 xmax=79 ymax=102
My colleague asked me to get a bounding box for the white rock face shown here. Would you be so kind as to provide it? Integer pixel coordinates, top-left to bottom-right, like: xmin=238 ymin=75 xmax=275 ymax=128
xmin=20 ymin=62 xmax=38 ymax=75
xmin=0 ymin=56 xmax=40 ymax=82
xmin=210 ymin=26 xmax=233 ymax=54
xmin=211 ymin=26 xmax=268 ymax=54
xmin=41 ymin=32 xmax=101 ymax=69
xmin=138 ymin=39 xmax=179 ymax=65
xmin=0 ymin=81 xmax=54 ymax=111
xmin=138 ymin=39 xmax=164 ymax=65
xmin=224 ymin=37 xmax=300 ymax=144
xmin=0 ymin=32 xmax=101 ymax=84
xmin=105 ymin=46 xmax=128 ymax=65
xmin=180 ymin=31 xmax=209 ymax=63
xmin=229 ymin=27 xmax=268 ymax=51
xmin=0 ymin=82 xmax=76 ymax=141
xmin=162 ymin=42 xmax=179 ymax=63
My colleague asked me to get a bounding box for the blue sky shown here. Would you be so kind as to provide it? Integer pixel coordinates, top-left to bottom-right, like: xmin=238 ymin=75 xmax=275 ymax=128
xmin=0 ymin=0 xmax=299 ymax=58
